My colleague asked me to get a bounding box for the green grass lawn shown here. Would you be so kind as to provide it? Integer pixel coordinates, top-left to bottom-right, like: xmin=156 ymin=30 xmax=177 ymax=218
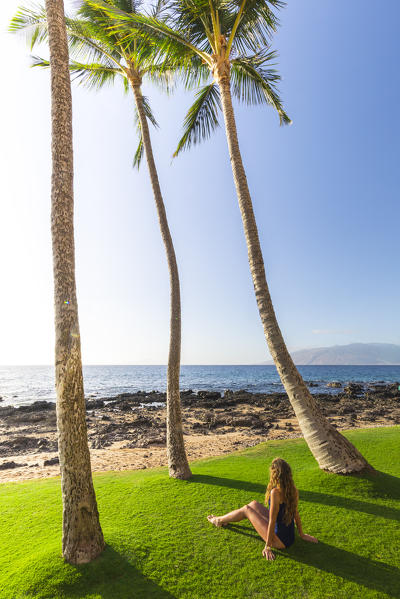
xmin=1 ymin=426 xmax=400 ymax=599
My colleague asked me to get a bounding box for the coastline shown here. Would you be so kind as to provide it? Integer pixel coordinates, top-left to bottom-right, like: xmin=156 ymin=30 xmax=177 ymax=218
xmin=1 ymin=383 xmax=399 ymax=483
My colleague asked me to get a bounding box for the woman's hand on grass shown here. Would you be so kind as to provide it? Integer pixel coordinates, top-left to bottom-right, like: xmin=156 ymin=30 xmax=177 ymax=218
xmin=262 ymin=545 xmax=276 ymax=561
xmin=301 ymin=533 xmax=318 ymax=543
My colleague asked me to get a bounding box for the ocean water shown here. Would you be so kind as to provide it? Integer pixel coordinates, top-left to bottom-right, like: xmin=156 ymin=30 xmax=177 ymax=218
xmin=0 ymin=364 xmax=399 ymax=408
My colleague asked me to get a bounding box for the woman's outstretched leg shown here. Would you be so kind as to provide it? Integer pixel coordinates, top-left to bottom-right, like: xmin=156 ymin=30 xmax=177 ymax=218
xmin=208 ymin=500 xmax=268 ymax=527
xmin=207 ymin=505 xmax=247 ymax=527
xmin=207 ymin=501 xmax=285 ymax=549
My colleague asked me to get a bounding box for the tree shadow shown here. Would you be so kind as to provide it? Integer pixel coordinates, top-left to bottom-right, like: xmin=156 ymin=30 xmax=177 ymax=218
xmin=190 ymin=472 xmax=400 ymax=522
xmin=298 ymin=488 xmax=400 ymax=522
xmin=226 ymin=526 xmax=400 ymax=596
xmin=364 ymin=470 xmax=400 ymax=500
xmin=189 ymin=473 xmax=265 ymax=495
xmin=56 ymin=545 xmax=177 ymax=599
xmin=282 ymin=540 xmax=400 ymax=597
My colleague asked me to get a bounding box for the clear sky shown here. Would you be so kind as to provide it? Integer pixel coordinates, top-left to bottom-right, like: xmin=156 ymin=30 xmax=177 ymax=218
xmin=1 ymin=0 xmax=399 ymax=365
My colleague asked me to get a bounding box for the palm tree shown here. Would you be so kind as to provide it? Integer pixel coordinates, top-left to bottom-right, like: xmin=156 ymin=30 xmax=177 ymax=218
xmin=11 ymin=0 xmax=192 ymax=479
xmin=87 ymin=0 xmax=370 ymax=474
xmin=10 ymin=1 xmax=105 ymax=563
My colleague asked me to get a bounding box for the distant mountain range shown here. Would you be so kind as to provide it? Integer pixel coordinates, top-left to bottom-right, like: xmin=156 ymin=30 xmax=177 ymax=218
xmin=263 ymin=343 xmax=400 ymax=365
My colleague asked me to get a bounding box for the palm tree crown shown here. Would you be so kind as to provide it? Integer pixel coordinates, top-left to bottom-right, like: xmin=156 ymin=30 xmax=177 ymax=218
xmin=84 ymin=0 xmax=290 ymax=151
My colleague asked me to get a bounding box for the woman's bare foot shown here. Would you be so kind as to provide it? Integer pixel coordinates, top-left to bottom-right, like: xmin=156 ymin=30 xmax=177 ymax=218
xmin=207 ymin=514 xmax=224 ymax=528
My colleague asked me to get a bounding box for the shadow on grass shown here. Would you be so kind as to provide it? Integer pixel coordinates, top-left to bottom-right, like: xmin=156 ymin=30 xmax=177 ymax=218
xmin=226 ymin=524 xmax=260 ymax=540
xmin=299 ymin=488 xmax=400 ymax=522
xmin=366 ymin=470 xmax=400 ymax=500
xmin=189 ymin=474 xmax=264 ymax=495
xmin=283 ymin=540 xmax=400 ymax=597
xmin=191 ymin=472 xmax=400 ymax=521
xmin=56 ymin=545 xmax=176 ymax=599
xmin=227 ymin=526 xmax=400 ymax=597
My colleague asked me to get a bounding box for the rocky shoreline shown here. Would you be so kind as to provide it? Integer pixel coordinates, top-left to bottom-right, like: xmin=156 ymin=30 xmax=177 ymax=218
xmin=0 ymin=382 xmax=399 ymax=482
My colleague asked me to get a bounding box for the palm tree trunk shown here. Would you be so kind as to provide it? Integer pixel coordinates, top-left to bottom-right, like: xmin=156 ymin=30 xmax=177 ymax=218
xmin=131 ymin=79 xmax=192 ymax=480
xmin=46 ymin=0 xmax=105 ymax=562
xmin=216 ymin=71 xmax=370 ymax=474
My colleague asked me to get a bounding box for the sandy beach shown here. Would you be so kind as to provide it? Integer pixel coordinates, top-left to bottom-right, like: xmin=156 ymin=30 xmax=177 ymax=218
xmin=1 ymin=383 xmax=399 ymax=483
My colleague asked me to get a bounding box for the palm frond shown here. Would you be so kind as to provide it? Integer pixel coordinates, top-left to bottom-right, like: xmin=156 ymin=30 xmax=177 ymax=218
xmin=168 ymin=0 xmax=215 ymax=53
xmin=64 ymin=17 xmax=124 ymax=68
xmin=228 ymin=0 xmax=284 ymax=54
xmin=69 ymin=60 xmax=123 ymax=89
xmin=175 ymin=52 xmax=211 ymax=90
xmin=30 ymin=54 xmax=49 ymax=68
xmin=174 ymin=82 xmax=221 ymax=156
xmin=31 ymin=53 xmax=125 ymax=91
xmin=133 ymin=137 xmax=144 ymax=168
xmin=145 ymin=64 xmax=175 ymax=93
xmin=77 ymin=2 xmax=137 ymax=57
xmin=230 ymin=50 xmax=290 ymax=124
xmin=86 ymin=0 xmax=210 ymax=63
xmin=9 ymin=4 xmax=48 ymax=50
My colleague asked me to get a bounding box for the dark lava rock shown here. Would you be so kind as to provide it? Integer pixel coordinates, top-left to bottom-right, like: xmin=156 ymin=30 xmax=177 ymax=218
xmin=0 ymin=436 xmax=58 ymax=456
xmin=17 ymin=401 xmax=55 ymax=413
xmin=44 ymin=457 xmax=59 ymax=466
xmin=0 ymin=406 xmax=19 ymax=418
xmin=307 ymin=382 xmax=319 ymax=388
xmin=0 ymin=461 xmax=27 ymax=470
xmin=343 ymin=383 xmax=364 ymax=396
xmin=135 ymin=434 xmax=166 ymax=448
xmin=131 ymin=416 xmax=154 ymax=428
xmin=100 ymin=422 xmax=123 ymax=434
xmin=91 ymin=437 xmax=112 ymax=449
xmin=231 ymin=416 xmax=260 ymax=428
xmin=0 ymin=436 xmax=41 ymax=456
xmin=337 ymin=405 xmax=355 ymax=415
xmin=368 ymin=408 xmax=386 ymax=417
xmin=21 ymin=412 xmax=50 ymax=423
xmin=86 ymin=399 xmax=105 ymax=410
xmin=37 ymin=438 xmax=58 ymax=451
xmin=197 ymin=391 xmax=221 ymax=400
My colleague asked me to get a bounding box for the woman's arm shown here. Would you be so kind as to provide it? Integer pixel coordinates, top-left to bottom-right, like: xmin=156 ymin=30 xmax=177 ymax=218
xmin=294 ymin=508 xmax=304 ymax=536
xmin=266 ymin=488 xmax=280 ymax=546
xmin=262 ymin=488 xmax=280 ymax=561
xmin=295 ymin=508 xmax=318 ymax=543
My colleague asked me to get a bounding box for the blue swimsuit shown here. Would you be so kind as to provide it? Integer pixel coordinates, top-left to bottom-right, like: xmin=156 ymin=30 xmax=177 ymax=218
xmin=269 ymin=499 xmax=295 ymax=548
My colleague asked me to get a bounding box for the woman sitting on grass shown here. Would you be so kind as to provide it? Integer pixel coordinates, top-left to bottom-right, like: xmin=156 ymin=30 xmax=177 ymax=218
xmin=207 ymin=457 xmax=318 ymax=561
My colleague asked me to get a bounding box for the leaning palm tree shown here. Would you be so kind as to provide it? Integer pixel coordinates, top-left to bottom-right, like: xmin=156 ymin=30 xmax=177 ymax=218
xmin=87 ymin=0 xmax=370 ymax=474
xmin=11 ymin=0 xmax=192 ymax=479
xmin=10 ymin=1 xmax=105 ymax=563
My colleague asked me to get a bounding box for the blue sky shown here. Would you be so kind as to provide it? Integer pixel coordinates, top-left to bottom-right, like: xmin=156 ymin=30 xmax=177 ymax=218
xmin=0 ymin=0 xmax=399 ymax=364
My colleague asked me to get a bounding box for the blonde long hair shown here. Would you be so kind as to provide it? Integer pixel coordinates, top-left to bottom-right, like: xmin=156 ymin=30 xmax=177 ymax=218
xmin=265 ymin=458 xmax=298 ymax=525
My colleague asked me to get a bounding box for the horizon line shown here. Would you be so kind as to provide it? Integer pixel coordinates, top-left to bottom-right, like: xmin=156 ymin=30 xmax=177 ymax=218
xmin=1 ymin=363 xmax=399 ymax=367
